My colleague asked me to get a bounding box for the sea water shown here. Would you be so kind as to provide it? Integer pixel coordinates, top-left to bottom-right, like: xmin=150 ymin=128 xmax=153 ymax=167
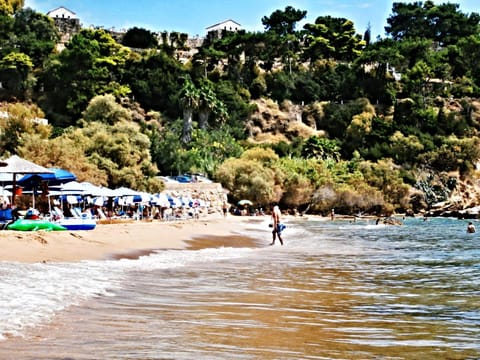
xmin=0 ymin=216 xmax=479 ymax=359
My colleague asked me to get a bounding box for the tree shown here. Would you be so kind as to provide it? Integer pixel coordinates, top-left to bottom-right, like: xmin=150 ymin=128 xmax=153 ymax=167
xmin=418 ymin=135 xmax=480 ymax=173
xmin=179 ymin=77 xmax=200 ymax=144
xmin=303 ymin=16 xmax=365 ymax=62
xmin=301 ymin=136 xmax=341 ymax=161
xmin=278 ymin=157 xmax=320 ymax=208
xmin=18 ymin=134 xmax=108 ymax=185
xmin=385 ymin=1 xmax=480 ymax=46
xmin=345 ymin=111 xmax=375 ymax=151
xmin=260 ymin=7 xmax=306 ymax=74
xmin=363 ymin=22 xmax=371 ymax=46
xmin=261 ymin=6 xmax=307 ymax=36
xmin=122 ymin=27 xmax=158 ymax=49
xmin=0 ymin=0 xmax=23 ymax=15
xmin=39 ymin=29 xmax=131 ymax=125
xmin=0 ymin=102 xmax=49 ymax=155
xmin=448 ymin=34 xmax=480 ymax=86
xmin=159 ymin=31 xmax=189 ymax=56
xmin=12 ymin=8 xmax=59 ymax=67
xmin=82 ymin=94 xmax=131 ymax=125
xmin=192 ymin=44 xmax=225 ymax=78
xmin=354 ymin=38 xmax=403 ymax=104
xmin=401 ymin=60 xmax=434 ymax=106
xmin=359 ymin=159 xmax=411 ymax=210
xmin=124 ymin=50 xmax=186 ymax=117
xmin=389 ymin=131 xmax=424 ymax=165
xmin=154 ymin=125 xmax=243 ymax=177
xmin=0 ymin=51 xmax=34 ymax=99
xmin=265 ymin=70 xmax=295 ymax=102
xmin=215 ymin=148 xmax=284 ymax=205
xmin=212 ymin=79 xmax=253 ymax=138
xmin=197 ymin=80 xmax=218 ymax=129
xmin=63 ymin=120 xmax=162 ymax=190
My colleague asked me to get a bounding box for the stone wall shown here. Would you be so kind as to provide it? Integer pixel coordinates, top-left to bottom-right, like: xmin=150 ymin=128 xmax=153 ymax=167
xmin=164 ymin=182 xmax=228 ymax=213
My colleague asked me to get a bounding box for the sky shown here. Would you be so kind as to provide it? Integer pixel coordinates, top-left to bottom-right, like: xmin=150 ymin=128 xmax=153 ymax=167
xmin=24 ymin=0 xmax=479 ymax=39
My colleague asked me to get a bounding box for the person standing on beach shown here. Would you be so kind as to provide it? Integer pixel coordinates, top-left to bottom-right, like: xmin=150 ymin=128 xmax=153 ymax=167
xmin=270 ymin=205 xmax=284 ymax=246
xmin=222 ymin=202 xmax=228 ymax=217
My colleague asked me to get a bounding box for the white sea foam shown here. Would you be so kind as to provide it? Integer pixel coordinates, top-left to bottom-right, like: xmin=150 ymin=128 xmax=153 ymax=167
xmin=0 ymin=260 xmax=123 ymax=339
xmin=0 ymin=243 xmax=259 ymax=340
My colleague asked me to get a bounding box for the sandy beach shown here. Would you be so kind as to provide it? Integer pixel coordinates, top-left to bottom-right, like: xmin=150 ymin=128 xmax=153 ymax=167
xmin=0 ymin=214 xmax=262 ymax=263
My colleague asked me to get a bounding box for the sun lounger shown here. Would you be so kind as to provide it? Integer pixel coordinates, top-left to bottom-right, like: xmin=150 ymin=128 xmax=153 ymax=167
xmin=52 ymin=206 xmax=65 ymax=220
xmin=71 ymin=207 xmax=83 ymax=218
xmin=0 ymin=208 xmax=13 ymax=229
xmin=96 ymin=207 xmax=107 ymax=219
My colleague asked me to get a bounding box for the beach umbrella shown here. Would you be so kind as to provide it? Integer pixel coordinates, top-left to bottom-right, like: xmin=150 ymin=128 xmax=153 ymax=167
xmin=0 ymin=155 xmax=54 ymax=204
xmin=167 ymin=195 xmax=182 ymax=208
xmin=17 ymin=168 xmax=77 ymax=210
xmin=0 ymin=186 xmax=11 ymax=197
xmin=237 ymin=199 xmax=253 ymax=206
xmin=113 ymin=187 xmax=139 ymax=197
xmin=80 ymin=182 xmax=114 ymax=197
xmin=0 ymin=173 xmax=14 ymax=185
xmin=17 ymin=168 xmax=76 ymax=189
xmin=151 ymin=193 xmax=170 ymax=208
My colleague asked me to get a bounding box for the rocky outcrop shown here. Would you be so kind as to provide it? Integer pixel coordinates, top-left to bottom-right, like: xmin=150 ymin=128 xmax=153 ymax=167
xmin=245 ymin=98 xmax=323 ymax=143
xmin=424 ymin=174 xmax=480 ymax=218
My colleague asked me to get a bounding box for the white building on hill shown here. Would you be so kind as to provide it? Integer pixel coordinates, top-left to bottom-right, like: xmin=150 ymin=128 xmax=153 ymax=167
xmin=46 ymin=6 xmax=81 ymax=51
xmin=46 ymin=6 xmax=77 ymax=19
xmin=206 ymin=19 xmax=242 ymax=33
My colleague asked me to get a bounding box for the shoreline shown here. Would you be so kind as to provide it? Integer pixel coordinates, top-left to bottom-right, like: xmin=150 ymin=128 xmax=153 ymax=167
xmin=0 ymin=213 xmax=366 ymax=264
xmin=0 ymin=214 xmax=265 ymax=263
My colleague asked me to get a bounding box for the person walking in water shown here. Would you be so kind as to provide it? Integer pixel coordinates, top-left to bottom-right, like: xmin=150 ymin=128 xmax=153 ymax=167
xmin=467 ymin=221 xmax=476 ymax=233
xmin=270 ymin=205 xmax=284 ymax=246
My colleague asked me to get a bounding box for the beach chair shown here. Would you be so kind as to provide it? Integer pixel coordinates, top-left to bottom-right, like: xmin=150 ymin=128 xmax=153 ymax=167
xmin=72 ymin=207 xmax=82 ymax=218
xmin=97 ymin=207 xmax=107 ymax=219
xmin=0 ymin=208 xmax=13 ymax=229
xmin=51 ymin=206 xmax=65 ymax=220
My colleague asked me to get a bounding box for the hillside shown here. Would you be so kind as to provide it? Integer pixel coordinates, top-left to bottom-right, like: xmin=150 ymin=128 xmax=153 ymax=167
xmin=245 ymin=99 xmax=323 ymax=143
xmin=244 ymin=97 xmax=480 ymax=215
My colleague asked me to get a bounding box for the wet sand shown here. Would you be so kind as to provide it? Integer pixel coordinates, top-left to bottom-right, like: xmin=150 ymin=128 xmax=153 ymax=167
xmin=0 ymin=214 xmax=263 ymax=263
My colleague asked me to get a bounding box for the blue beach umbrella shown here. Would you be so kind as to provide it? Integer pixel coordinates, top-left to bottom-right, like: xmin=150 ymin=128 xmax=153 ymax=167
xmin=18 ymin=168 xmax=76 ymax=189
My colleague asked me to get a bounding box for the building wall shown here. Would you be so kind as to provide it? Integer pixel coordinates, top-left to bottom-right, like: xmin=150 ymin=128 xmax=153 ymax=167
xmin=47 ymin=7 xmax=77 ymax=19
xmin=206 ymin=20 xmax=241 ymax=33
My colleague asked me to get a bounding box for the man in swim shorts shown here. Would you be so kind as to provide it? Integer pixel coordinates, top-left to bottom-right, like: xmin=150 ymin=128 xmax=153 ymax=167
xmin=270 ymin=205 xmax=284 ymax=246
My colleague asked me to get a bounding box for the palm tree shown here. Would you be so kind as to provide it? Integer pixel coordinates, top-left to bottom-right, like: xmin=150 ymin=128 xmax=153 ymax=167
xmin=179 ymin=77 xmax=200 ymax=143
xmin=198 ymin=81 xmax=217 ymax=129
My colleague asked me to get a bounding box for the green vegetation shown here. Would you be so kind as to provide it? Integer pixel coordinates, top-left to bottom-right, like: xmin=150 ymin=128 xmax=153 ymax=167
xmin=1 ymin=1 xmax=480 ymax=215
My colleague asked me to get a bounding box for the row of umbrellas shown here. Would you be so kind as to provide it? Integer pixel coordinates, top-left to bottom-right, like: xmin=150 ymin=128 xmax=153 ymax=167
xmin=0 ymin=155 xmax=253 ymax=210
xmin=0 ymin=155 xmax=210 ymax=209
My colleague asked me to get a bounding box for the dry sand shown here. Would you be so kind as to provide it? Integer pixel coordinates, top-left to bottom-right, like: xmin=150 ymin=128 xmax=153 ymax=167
xmin=0 ymin=214 xmax=264 ymax=263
